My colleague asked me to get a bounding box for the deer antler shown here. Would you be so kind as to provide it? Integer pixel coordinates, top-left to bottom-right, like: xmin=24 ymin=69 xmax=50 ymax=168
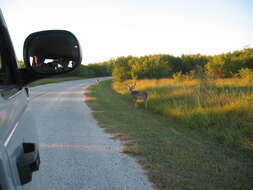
xmin=125 ymin=81 xmax=136 ymax=89
xmin=132 ymin=81 xmax=136 ymax=88
xmin=125 ymin=83 xmax=131 ymax=88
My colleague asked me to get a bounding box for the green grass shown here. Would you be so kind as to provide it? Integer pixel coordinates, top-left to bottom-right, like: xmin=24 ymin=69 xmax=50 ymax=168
xmin=28 ymin=76 xmax=84 ymax=87
xmin=113 ymin=78 xmax=253 ymax=153
xmin=86 ymin=80 xmax=253 ymax=190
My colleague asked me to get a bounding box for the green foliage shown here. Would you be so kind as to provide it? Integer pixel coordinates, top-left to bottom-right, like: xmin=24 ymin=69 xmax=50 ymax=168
xmin=180 ymin=54 xmax=209 ymax=73
xmin=172 ymin=71 xmax=186 ymax=81
xmin=18 ymin=59 xmax=112 ymax=78
xmin=129 ymin=55 xmax=174 ymax=79
xmin=29 ymin=63 xmax=112 ymax=86
xmin=115 ymin=78 xmax=253 ymax=154
xmin=238 ymin=68 xmax=253 ymax=81
xmin=205 ymin=56 xmax=226 ymax=78
xmin=173 ymin=69 xmax=198 ymax=81
xmin=63 ymin=63 xmax=112 ymax=78
xmin=112 ymin=54 xmax=180 ymax=81
xmin=205 ymin=54 xmax=233 ymax=78
xmin=21 ymin=48 xmax=253 ymax=81
xmin=186 ymin=70 xmax=196 ymax=80
xmin=17 ymin=61 xmax=25 ymax=68
xmin=111 ymin=56 xmax=132 ymax=81
xmin=28 ymin=47 xmax=253 ymax=81
xmin=205 ymin=48 xmax=253 ymax=78
xmin=96 ymin=48 xmax=253 ymax=80
xmin=87 ymin=80 xmax=253 ymax=190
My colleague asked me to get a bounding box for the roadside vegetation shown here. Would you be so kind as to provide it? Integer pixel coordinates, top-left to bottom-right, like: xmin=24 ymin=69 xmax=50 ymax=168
xmin=105 ymin=48 xmax=253 ymax=154
xmin=24 ymin=47 xmax=253 ymax=188
xmin=26 ymin=48 xmax=253 ymax=87
xmin=84 ymin=48 xmax=253 ymax=189
xmin=114 ymin=78 xmax=253 ymax=153
xmin=86 ymin=80 xmax=253 ymax=190
xmin=99 ymin=48 xmax=253 ymax=81
xmin=27 ymin=62 xmax=112 ymax=86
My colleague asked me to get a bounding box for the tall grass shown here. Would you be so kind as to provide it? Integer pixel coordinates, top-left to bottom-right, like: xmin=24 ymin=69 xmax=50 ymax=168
xmin=113 ymin=78 xmax=253 ymax=152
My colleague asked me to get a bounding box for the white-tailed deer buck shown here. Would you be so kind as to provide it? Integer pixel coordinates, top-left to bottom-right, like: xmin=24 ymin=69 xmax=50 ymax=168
xmin=127 ymin=82 xmax=148 ymax=108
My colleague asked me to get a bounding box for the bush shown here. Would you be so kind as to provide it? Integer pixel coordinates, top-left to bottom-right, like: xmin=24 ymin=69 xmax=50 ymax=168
xmin=185 ymin=70 xmax=196 ymax=80
xmin=238 ymin=68 xmax=253 ymax=82
xmin=173 ymin=71 xmax=186 ymax=81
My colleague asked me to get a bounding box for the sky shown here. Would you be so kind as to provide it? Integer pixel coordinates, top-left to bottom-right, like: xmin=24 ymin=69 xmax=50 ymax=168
xmin=1 ymin=0 xmax=253 ymax=64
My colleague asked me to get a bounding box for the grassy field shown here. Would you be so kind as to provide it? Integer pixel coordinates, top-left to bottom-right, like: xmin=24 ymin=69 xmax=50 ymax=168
xmin=114 ymin=78 xmax=253 ymax=153
xmin=86 ymin=80 xmax=253 ymax=190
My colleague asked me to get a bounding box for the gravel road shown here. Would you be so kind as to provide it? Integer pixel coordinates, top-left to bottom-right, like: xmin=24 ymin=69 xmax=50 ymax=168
xmin=29 ymin=78 xmax=155 ymax=190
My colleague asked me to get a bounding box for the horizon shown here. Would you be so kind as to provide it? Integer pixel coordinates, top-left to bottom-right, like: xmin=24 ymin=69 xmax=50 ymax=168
xmin=1 ymin=0 xmax=253 ymax=64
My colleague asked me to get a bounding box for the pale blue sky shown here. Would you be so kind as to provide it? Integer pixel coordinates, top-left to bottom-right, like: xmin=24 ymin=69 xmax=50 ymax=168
xmin=1 ymin=0 xmax=253 ymax=64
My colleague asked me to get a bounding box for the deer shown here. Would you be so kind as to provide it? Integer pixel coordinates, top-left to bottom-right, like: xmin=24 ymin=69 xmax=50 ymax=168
xmin=127 ymin=82 xmax=148 ymax=108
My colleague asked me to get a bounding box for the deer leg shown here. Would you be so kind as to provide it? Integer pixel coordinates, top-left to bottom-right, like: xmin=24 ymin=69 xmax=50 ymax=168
xmin=144 ymin=99 xmax=147 ymax=109
xmin=133 ymin=98 xmax=137 ymax=107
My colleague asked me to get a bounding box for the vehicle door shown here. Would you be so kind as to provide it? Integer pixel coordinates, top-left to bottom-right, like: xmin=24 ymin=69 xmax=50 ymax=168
xmin=0 ymin=12 xmax=41 ymax=190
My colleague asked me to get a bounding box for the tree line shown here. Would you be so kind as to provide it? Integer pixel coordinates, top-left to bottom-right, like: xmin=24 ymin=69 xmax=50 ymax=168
xmin=107 ymin=48 xmax=253 ymax=81
xmin=18 ymin=48 xmax=253 ymax=80
xmin=17 ymin=61 xmax=112 ymax=78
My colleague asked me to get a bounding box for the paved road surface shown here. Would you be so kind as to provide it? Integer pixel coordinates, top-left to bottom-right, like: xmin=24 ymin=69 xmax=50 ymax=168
xmin=29 ymin=79 xmax=155 ymax=190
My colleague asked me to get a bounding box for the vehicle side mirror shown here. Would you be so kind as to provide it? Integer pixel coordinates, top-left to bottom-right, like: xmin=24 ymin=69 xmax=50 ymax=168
xmin=23 ymin=30 xmax=82 ymax=75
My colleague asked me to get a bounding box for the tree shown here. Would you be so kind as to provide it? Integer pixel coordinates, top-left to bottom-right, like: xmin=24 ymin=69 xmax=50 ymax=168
xmin=112 ymin=56 xmax=133 ymax=81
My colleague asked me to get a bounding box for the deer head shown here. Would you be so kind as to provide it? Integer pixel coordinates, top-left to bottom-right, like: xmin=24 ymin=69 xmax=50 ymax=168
xmin=127 ymin=82 xmax=136 ymax=93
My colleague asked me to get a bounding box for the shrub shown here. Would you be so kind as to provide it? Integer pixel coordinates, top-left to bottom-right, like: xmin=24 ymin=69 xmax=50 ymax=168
xmin=185 ymin=70 xmax=196 ymax=80
xmin=238 ymin=68 xmax=253 ymax=82
xmin=172 ymin=71 xmax=186 ymax=81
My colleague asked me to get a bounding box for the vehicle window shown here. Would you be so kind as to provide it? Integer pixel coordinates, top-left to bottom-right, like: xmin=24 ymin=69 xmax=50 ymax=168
xmin=0 ymin=50 xmax=2 ymax=70
xmin=0 ymin=31 xmax=19 ymax=97
xmin=0 ymin=39 xmax=8 ymax=85
xmin=0 ymin=48 xmax=5 ymax=84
